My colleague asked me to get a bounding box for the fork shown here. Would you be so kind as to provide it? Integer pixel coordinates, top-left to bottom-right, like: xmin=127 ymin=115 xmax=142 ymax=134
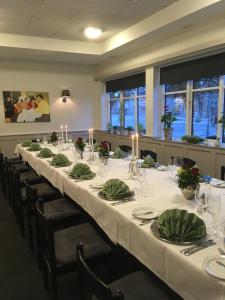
xmin=218 ymin=247 xmax=225 ymax=257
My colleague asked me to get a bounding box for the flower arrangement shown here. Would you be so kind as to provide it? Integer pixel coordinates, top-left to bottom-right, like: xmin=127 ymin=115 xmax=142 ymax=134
xmin=177 ymin=165 xmax=200 ymax=190
xmin=75 ymin=137 xmax=85 ymax=152
xmin=181 ymin=135 xmax=204 ymax=144
xmin=97 ymin=142 xmax=109 ymax=157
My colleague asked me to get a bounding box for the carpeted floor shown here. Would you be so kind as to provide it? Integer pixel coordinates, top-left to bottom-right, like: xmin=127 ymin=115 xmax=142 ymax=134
xmin=0 ymin=191 xmax=78 ymax=300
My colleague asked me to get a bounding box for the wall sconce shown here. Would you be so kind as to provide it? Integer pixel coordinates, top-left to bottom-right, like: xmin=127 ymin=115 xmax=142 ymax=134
xmin=61 ymin=89 xmax=70 ymax=103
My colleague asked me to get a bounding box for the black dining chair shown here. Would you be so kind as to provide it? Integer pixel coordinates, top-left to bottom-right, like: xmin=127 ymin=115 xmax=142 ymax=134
xmin=171 ymin=156 xmax=196 ymax=168
xmin=36 ymin=200 xmax=112 ymax=300
xmin=76 ymin=243 xmax=173 ymax=300
xmin=140 ymin=150 xmax=157 ymax=162
xmin=118 ymin=145 xmax=132 ymax=153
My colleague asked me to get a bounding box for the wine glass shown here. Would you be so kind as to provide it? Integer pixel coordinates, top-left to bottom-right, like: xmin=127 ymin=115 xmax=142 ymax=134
xmin=137 ymin=168 xmax=148 ymax=197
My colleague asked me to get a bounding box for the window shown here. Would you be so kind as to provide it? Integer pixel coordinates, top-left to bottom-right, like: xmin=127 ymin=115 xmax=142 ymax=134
xmin=164 ymin=82 xmax=187 ymax=139
xmin=192 ymin=77 xmax=219 ymax=139
xmin=108 ymin=86 xmax=146 ymax=132
xmin=109 ymin=91 xmax=120 ymax=127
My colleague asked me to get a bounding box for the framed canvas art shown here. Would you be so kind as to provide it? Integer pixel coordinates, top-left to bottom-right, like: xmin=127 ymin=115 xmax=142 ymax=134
xmin=3 ymin=91 xmax=50 ymax=123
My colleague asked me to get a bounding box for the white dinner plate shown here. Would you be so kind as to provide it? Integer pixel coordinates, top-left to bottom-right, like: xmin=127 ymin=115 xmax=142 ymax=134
xmin=203 ymin=255 xmax=225 ymax=280
xmin=157 ymin=165 xmax=169 ymax=171
xmin=210 ymin=179 xmax=225 ymax=188
xmin=132 ymin=206 xmax=157 ymax=220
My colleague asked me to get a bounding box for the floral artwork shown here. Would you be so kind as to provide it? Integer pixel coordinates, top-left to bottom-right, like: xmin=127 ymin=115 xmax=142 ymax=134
xmin=3 ymin=91 xmax=50 ymax=123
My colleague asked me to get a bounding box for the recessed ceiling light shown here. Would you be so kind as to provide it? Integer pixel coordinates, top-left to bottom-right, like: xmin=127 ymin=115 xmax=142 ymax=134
xmin=84 ymin=27 xmax=102 ymax=39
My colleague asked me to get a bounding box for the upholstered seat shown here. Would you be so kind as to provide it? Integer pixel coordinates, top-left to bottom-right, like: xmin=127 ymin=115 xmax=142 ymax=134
xmin=55 ymin=223 xmax=111 ymax=267
xmin=20 ymin=170 xmax=40 ymax=184
xmin=43 ymin=197 xmax=80 ymax=220
xmin=110 ymin=271 xmax=172 ymax=300
xmin=31 ymin=182 xmax=58 ymax=198
xmin=13 ymin=163 xmax=30 ymax=173
xmin=8 ymin=157 xmax=22 ymax=164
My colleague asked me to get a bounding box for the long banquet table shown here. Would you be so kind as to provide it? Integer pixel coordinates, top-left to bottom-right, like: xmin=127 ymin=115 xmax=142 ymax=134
xmin=15 ymin=144 xmax=225 ymax=300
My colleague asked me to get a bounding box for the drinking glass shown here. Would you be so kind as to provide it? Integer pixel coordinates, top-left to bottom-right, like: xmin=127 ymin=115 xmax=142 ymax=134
xmin=137 ymin=168 xmax=149 ymax=197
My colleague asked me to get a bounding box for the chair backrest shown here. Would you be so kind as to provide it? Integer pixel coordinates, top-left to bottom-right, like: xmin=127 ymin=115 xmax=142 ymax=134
xmin=140 ymin=150 xmax=157 ymax=162
xmin=221 ymin=166 xmax=225 ymax=180
xmin=36 ymin=199 xmax=56 ymax=271
xmin=118 ymin=145 xmax=132 ymax=153
xmin=11 ymin=167 xmax=22 ymax=203
xmin=101 ymin=141 xmax=112 ymax=151
xmin=171 ymin=156 xmax=196 ymax=167
xmin=76 ymin=243 xmax=124 ymax=300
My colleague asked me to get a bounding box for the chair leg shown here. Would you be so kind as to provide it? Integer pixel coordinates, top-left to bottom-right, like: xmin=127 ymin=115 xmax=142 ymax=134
xmin=50 ymin=272 xmax=58 ymax=300
xmin=42 ymin=260 xmax=49 ymax=291
xmin=19 ymin=205 xmax=25 ymax=237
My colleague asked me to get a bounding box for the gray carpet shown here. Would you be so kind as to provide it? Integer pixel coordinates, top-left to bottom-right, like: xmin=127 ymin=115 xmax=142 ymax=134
xmin=0 ymin=191 xmax=78 ymax=300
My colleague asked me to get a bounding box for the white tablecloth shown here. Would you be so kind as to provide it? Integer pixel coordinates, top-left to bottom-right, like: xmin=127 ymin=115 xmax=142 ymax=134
xmin=15 ymin=144 xmax=225 ymax=300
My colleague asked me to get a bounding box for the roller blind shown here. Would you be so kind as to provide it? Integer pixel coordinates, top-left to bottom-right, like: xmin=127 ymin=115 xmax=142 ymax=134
xmin=106 ymin=73 xmax=145 ymax=93
xmin=160 ymin=52 xmax=225 ymax=84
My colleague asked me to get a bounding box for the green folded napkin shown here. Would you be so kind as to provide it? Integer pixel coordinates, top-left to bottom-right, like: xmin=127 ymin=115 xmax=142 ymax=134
xmin=21 ymin=139 xmax=32 ymax=147
xmin=113 ymin=147 xmax=125 ymax=159
xmin=141 ymin=155 xmax=155 ymax=168
xmin=157 ymin=209 xmax=206 ymax=243
xmin=93 ymin=142 xmax=99 ymax=152
xmin=98 ymin=179 xmax=134 ymax=200
xmin=28 ymin=142 xmax=41 ymax=152
xmin=50 ymin=153 xmax=71 ymax=167
xmin=69 ymin=163 xmax=95 ymax=180
xmin=37 ymin=148 xmax=54 ymax=158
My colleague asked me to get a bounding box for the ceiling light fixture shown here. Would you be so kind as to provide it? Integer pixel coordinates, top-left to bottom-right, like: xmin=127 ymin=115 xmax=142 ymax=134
xmin=84 ymin=27 xmax=102 ymax=39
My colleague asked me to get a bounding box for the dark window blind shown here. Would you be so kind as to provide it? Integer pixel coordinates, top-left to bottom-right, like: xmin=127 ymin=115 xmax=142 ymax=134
xmin=160 ymin=52 xmax=225 ymax=84
xmin=106 ymin=73 xmax=145 ymax=93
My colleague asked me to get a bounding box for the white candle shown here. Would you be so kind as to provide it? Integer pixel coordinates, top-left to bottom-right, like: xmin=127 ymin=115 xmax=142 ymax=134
xmin=65 ymin=125 xmax=68 ymax=142
xmin=90 ymin=128 xmax=93 ymax=147
xmin=88 ymin=129 xmax=91 ymax=146
xmin=136 ymin=133 xmax=139 ymax=159
xmin=60 ymin=125 xmax=63 ymax=141
xmin=131 ymin=135 xmax=135 ymax=159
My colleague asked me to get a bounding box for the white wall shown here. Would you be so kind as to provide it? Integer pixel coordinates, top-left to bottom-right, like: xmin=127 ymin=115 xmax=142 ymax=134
xmin=0 ymin=60 xmax=98 ymax=136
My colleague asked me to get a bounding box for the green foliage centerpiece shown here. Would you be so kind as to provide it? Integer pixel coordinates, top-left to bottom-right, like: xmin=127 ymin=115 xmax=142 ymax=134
xmin=69 ymin=163 xmax=95 ymax=180
xmin=98 ymin=179 xmax=134 ymax=200
xmin=177 ymin=165 xmax=200 ymax=200
xmin=154 ymin=209 xmax=206 ymax=243
xmin=50 ymin=153 xmax=71 ymax=167
xmin=28 ymin=142 xmax=41 ymax=152
xmin=75 ymin=137 xmax=85 ymax=159
xmin=181 ymin=135 xmax=204 ymax=144
xmin=21 ymin=139 xmax=32 ymax=147
xmin=97 ymin=142 xmax=109 ymax=164
xmin=49 ymin=131 xmax=58 ymax=144
xmin=37 ymin=148 xmax=54 ymax=158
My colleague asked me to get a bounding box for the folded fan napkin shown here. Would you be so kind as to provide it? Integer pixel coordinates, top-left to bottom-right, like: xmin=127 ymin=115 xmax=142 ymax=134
xmin=69 ymin=163 xmax=95 ymax=180
xmin=113 ymin=147 xmax=125 ymax=159
xmin=28 ymin=142 xmax=41 ymax=152
xmin=37 ymin=148 xmax=54 ymax=158
xmin=157 ymin=209 xmax=206 ymax=242
xmin=99 ymin=178 xmax=134 ymax=199
xmin=141 ymin=155 xmax=155 ymax=168
xmin=50 ymin=153 xmax=71 ymax=167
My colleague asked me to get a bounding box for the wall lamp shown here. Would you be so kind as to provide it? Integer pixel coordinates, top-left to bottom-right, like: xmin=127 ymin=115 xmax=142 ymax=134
xmin=61 ymin=89 xmax=70 ymax=103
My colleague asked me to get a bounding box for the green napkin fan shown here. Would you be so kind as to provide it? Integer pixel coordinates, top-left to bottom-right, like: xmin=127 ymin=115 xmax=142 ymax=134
xmin=69 ymin=163 xmax=95 ymax=180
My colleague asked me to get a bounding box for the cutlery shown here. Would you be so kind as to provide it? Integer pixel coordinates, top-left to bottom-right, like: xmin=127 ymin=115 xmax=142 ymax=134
xmin=111 ymin=199 xmax=135 ymax=206
xmin=139 ymin=217 xmax=157 ymax=226
xmin=217 ymin=247 xmax=225 ymax=257
xmin=184 ymin=241 xmax=216 ymax=256
xmin=180 ymin=239 xmax=213 ymax=254
xmin=216 ymin=260 xmax=225 ymax=268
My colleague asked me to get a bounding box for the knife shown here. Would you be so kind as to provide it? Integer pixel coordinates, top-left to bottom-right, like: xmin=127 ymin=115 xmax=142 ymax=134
xmin=216 ymin=260 xmax=225 ymax=268
xmin=184 ymin=241 xmax=216 ymax=256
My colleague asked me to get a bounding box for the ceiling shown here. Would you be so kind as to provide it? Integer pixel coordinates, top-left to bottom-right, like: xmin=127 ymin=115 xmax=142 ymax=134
xmin=0 ymin=0 xmax=177 ymax=42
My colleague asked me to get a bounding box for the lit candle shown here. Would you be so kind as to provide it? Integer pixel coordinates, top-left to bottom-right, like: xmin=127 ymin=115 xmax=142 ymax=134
xmin=88 ymin=129 xmax=91 ymax=146
xmin=65 ymin=125 xmax=68 ymax=142
xmin=131 ymin=135 xmax=135 ymax=159
xmin=60 ymin=125 xmax=63 ymax=141
xmin=136 ymin=133 xmax=139 ymax=159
